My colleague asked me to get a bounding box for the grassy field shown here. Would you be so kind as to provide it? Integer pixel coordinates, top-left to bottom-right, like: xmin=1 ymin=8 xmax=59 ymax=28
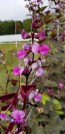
xmin=0 ymin=42 xmax=24 ymax=94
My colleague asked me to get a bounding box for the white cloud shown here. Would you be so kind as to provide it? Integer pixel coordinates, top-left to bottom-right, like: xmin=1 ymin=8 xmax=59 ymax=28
xmin=0 ymin=0 xmax=49 ymax=21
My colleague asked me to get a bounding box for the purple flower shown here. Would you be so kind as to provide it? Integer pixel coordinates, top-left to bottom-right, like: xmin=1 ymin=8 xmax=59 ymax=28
xmin=32 ymin=42 xmax=40 ymax=54
xmin=31 ymin=62 xmax=39 ymax=70
xmin=47 ymin=89 xmax=54 ymax=95
xmin=0 ymin=112 xmax=7 ymax=120
xmin=13 ymin=66 xmax=25 ymax=76
xmin=35 ymin=67 xmax=44 ymax=76
xmin=34 ymin=93 xmax=42 ymax=102
xmin=17 ymin=50 xmax=27 ymax=59
xmin=31 ymin=60 xmax=41 ymax=70
xmin=13 ymin=66 xmax=20 ymax=76
xmin=40 ymin=44 xmax=50 ymax=56
xmin=35 ymin=31 xmax=45 ymax=41
xmin=28 ymin=91 xmax=42 ymax=102
xmin=32 ymin=43 xmax=50 ymax=56
xmin=31 ymin=60 xmax=44 ymax=77
xmin=23 ymin=44 xmax=31 ymax=53
xmin=32 ymin=16 xmax=43 ymax=29
xmin=12 ymin=110 xmax=26 ymax=123
xmin=19 ymin=66 xmax=25 ymax=75
xmin=58 ymin=82 xmax=64 ymax=89
xmin=28 ymin=91 xmax=35 ymax=100
xmin=24 ymin=56 xmax=32 ymax=65
xmin=21 ymin=29 xmax=31 ymax=39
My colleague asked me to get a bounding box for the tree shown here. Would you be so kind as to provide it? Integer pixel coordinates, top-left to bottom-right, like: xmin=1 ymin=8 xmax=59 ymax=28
xmin=23 ymin=18 xmax=32 ymax=32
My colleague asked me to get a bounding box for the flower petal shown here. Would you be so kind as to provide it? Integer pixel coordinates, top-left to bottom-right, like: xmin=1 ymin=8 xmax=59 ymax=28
xmin=35 ymin=67 xmax=44 ymax=76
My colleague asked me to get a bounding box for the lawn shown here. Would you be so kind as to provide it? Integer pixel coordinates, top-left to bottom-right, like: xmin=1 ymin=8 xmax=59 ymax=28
xmin=0 ymin=42 xmax=23 ymax=94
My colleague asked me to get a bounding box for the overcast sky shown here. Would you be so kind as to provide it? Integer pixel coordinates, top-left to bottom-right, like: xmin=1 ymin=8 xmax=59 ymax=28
xmin=0 ymin=0 xmax=49 ymax=21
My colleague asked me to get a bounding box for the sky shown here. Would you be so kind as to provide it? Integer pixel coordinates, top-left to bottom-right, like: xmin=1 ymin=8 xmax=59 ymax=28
xmin=0 ymin=0 xmax=49 ymax=21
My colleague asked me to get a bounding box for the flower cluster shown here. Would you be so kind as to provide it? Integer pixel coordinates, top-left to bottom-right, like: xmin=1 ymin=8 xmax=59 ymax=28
xmin=11 ymin=0 xmax=50 ymax=132
xmin=0 ymin=0 xmax=51 ymax=133
xmin=13 ymin=41 xmax=50 ymax=77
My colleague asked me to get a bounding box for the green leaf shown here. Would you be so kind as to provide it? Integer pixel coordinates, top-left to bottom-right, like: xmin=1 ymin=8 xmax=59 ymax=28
xmin=56 ymin=110 xmax=64 ymax=115
xmin=6 ymin=110 xmax=11 ymax=115
xmin=32 ymin=122 xmax=45 ymax=134
xmin=41 ymin=93 xmax=50 ymax=105
xmin=52 ymin=99 xmax=62 ymax=110
xmin=44 ymin=80 xmax=57 ymax=87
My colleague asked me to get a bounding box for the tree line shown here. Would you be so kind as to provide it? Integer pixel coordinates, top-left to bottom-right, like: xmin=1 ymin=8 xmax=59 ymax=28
xmin=0 ymin=19 xmax=32 ymax=35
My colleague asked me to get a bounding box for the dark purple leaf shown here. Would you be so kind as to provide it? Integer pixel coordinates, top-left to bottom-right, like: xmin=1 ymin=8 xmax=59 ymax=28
xmin=5 ymin=122 xmax=15 ymax=134
xmin=0 ymin=93 xmax=18 ymax=102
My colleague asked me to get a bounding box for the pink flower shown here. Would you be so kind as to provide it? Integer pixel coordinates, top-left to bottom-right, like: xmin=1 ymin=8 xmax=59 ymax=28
xmin=28 ymin=91 xmax=42 ymax=102
xmin=13 ymin=66 xmax=20 ymax=76
xmin=47 ymin=89 xmax=54 ymax=95
xmin=58 ymin=82 xmax=64 ymax=89
xmin=32 ymin=43 xmax=50 ymax=56
xmin=23 ymin=44 xmax=31 ymax=53
xmin=32 ymin=42 xmax=40 ymax=54
xmin=32 ymin=16 xmax=43 ymax=29
xmin=34 ymin=93 xmax=42 ymax=102
xmin=32 ymin=20 xmax=43 ymax=29
xmin=35 ymin=31 xmax=45 ymax=41
xmin=19 ymin=66 xmax=25 ymax=75
xmin=0 ymin=112 xmax=7 ymax=120
xmin=17 ymin=50 xmax=27 ymax=59
xmin=35 ymin=67 xmax=44 ymax=76
xmin=31 ymin=62 xmax=39 ymax=70
xmin=28 ymin=91 xmax=35 ymax=100
xmin=24 ymin=56 xmax=32 ymax=65
xmin=31 ymin=60 xmax=41 ymax=70
xmin=12 ymin=110 xmax=25 ymax=123
xmin=13 ymin=66 xmax=25 ymax=76
xmin=31 ymin=60 xmax=44 ymax=77
xmin=40 ymin=44 xmax=50 ymax=56
xmin=21 ymin=29 xmax=31 ymax=39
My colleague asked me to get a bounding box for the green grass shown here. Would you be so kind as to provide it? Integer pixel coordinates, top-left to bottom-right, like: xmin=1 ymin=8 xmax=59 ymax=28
xmin=0 ymin=42 xmax=22 ymax=51
xmin=0 ymin=42 xmax=24 ymax=93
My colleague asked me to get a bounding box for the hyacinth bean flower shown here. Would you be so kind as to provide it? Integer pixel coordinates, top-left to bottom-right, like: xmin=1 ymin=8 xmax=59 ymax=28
xmin=40 ymin=44 xmax=50 ymax=56
xmin=24 ymin=56 xmax=32 ymax=65
xmin=23 ymin=44 xmax=31 ymax=53
xmin=34 ymin=93 xmax=42 ymax=102
xmin=13 ymin=66 xmax=20 ymax=76
xmin=29 ymin=91 xmax=42 ymax=102
xmin=0 ymin=112 xmax=7 ymax=121
xmin=32 ymin=17 xmax=43 ymax=29
xmin=21 ymin=29 xmax=31 ymax=39
xmin=31 ymin=60 xmax=41 ymax=70
xmin=13 ymin=66 xmax=25 ymax=76
xmin=12 ymin=110 xmax=26 ymax=123
xmin=35 ymin=31 xmax=45 ymax=41
xmin=32 ymin=42 xmax=50 ymax=56
xmin=17 ymin=50 xmax=27 ymax=59
xmin=32 ymin=42 xmax=40 ymax=54
xmin=47 ymin=89 xmax=54 ymax=95
xmin=35 ymin=67 xmax=44 ymax=76
xmin=31 ymin=60 xmax=44 ymax=76
xmin=58 ymin=82 xmax=64 ymax=89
